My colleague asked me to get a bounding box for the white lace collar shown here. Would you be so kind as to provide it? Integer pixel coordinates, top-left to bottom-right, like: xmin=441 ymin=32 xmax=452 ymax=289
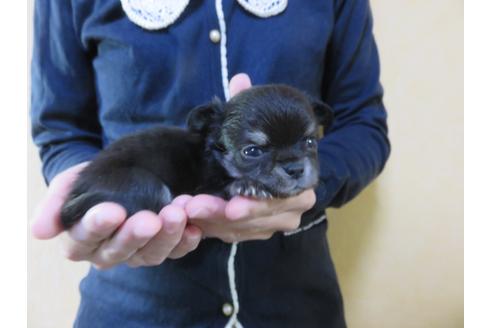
xmin=121 ymin=0 xmax=288 ymax=30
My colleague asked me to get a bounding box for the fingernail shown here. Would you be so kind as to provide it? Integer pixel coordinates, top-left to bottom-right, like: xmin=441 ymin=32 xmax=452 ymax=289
xmin=92 ymin=208 xmax=117 ymax=228
xmin=95 ymin=212 xmax=110 ymax=227
xmin=83 ymin=207 xmax=104 ymax=226
xmin=163 ymin=215 xmax=183 ymax=234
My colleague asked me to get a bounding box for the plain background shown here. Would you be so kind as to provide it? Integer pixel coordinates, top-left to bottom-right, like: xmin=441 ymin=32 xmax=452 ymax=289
xmin=27 ymin=0 xmax=464 ymax=327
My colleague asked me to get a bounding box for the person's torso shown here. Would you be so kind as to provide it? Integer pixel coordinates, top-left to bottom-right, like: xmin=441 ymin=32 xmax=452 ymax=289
xmin=73 ymin=0 xmax=334 ymax=146
xmin=72 ymin=1 xmax=345 ymax=327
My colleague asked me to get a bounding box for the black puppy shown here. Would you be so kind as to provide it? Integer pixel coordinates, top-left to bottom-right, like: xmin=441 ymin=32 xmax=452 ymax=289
xmin=60 ymin=85 xmax=333 ymax=229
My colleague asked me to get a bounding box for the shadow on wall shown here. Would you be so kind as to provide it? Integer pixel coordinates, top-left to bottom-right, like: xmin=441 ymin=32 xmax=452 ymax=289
xmin=327 ymin=182 xmax=380 ymax=288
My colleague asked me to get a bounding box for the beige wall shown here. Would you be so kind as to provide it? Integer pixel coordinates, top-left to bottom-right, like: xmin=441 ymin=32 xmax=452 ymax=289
xmin=28 ymin=1 xmax=463 ymax=327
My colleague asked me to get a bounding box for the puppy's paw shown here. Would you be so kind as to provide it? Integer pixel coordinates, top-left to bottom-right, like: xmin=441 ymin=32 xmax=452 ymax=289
xmin=227 ymin=180 xmax=273 ymax=200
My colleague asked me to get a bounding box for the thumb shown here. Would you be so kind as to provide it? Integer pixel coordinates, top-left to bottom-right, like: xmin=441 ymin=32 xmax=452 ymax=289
xmin=31 ymin=192 xmax=66 ymax=239
xmin=229 ymin=73 xmax=252 ymax=97
xmin=31 ymin=162 xmax=88 ymax=239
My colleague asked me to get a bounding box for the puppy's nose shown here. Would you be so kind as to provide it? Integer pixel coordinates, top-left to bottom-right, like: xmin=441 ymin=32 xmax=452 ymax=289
xmin=283 ymin=162 xmax=304 ymax=179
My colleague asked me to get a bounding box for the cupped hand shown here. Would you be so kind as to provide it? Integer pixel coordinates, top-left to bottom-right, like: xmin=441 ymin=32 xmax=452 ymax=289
xmin=31 ymin=162 xmax=202 ymax=269
xmin=30 ymin=72 xmax=260 ymax=266
xmin=183 ymin=190 xmax=316 ymax=243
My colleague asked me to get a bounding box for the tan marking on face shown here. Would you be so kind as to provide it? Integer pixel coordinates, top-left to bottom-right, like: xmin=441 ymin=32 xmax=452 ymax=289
xmin=305 ymin=122 xmax=317 ymax=137
xmin=246 ymin=131 xmax=269 ymax=146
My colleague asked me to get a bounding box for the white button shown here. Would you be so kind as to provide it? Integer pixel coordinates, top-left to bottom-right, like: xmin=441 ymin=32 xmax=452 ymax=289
xmin=222 ymin=302 xmax=233 ymax=317
xmin=209 ymin=29 xmax=221 ymax=43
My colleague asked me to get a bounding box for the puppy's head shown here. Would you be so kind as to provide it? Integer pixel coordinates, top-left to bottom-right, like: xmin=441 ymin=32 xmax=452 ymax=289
xmin=187 ymin=85 xmax=333 ymax=198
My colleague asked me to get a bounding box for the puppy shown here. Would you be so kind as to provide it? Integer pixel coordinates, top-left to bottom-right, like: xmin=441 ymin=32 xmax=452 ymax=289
xmin=60 ymin=85 xmax=333 ymax=229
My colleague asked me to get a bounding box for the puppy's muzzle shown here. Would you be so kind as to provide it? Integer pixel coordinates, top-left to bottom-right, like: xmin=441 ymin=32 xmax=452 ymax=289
xmin=282 ymin=161 xmax=305 ymax=179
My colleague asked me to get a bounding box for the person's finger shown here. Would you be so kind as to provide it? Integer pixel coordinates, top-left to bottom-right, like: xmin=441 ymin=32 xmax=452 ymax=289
xmin=31 ymin=162 xmax=89 ymax=239
xmin=91 ymin=211 xmax=162 ymax=269
xmin=285 ymin=189 xmax=316 ymax=212
xmin=257 ymin=211 xmax=302 ymax=233
xmin=68 ymin=203 xmax=127 ymax=244
xmin=229 ymin=73 xmax=252 ymax=97
xmin=224 ymin=196 xmax=283 ymax=220
xmin=127 ymin=205 xmax=187 ymax=266
xmin=185 ymin=194 xmax=227 ymax=220
xmin=31 ymin=192 xmax=67 ymax=239
xmin=61 ymin=203 xmax=127 ymax=261
xmin=215 ymin=212 xmax=300 ymax=243
xmin=171 ymin=194 xmax=193 ymax=207
xmin=225 ymin=189 xmax=316 ymax=220
xmin=168 ymin=225 xmax=202 ymax=259
xmin=48 ymin=162 xmax=89 ymax=195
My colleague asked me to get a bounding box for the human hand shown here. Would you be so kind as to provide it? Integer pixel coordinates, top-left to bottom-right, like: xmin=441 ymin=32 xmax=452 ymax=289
xmin=31 ymin=162 xmax=202 ymax=269
xmin=183 ymin=190 xmax=316 ymax=243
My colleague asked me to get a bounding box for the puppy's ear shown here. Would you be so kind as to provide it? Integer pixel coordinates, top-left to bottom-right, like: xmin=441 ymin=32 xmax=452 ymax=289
xmin=311 ymin=99 xmax=334 ymax=129
xmin=187 ymin=99 xmax=223 ymax=134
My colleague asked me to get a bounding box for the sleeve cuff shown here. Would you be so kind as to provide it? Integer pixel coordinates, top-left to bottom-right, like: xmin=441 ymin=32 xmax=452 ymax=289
xmin=41 ymin=143 xmax=101 ymax=184
xmin=300 ymin=158 xmax=348 ymax=224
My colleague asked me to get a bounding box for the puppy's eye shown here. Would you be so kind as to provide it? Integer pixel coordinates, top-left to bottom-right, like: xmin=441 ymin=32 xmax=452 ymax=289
xmin=242 ymin=146 xmax=264 ymax=158
xmin=305 ymin=137 xmax=317 ymax=148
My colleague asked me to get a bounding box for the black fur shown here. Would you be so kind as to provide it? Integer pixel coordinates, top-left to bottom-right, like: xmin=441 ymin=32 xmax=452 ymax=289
xmin=60 ymin=85 xmax=333 ymax=229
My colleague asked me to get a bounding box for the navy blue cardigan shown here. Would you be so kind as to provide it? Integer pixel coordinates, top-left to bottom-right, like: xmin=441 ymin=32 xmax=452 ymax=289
xmin=31 ymin=0 xmax=389 ymax=327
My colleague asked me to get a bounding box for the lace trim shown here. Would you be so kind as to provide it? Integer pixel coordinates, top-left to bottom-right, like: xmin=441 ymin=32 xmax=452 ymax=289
xmin=236 ymin=0 xmax=288 ymax=18
xmin=120 ymin=0 xmax=190 ymax=30
xmin=121 ymin=0 xmax=288 ymax=30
